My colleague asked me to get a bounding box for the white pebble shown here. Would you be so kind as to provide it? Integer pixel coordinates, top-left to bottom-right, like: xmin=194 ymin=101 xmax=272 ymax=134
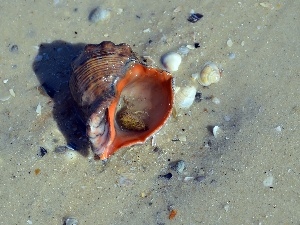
xmin=186 ymin=44 xmax=195 ymax=50
xmin=161 ymin=52 xmax=182 ymax=72
xmin=143 ymin=28 xmax=151 ymax=33
xmin=183 ymin=176 xmax=194 ymax=182
xmin=3 ymin=79 xmax=8 ymax=84
xmin=178 ymin=135 xmax=187 ymax=142
xmin=275 ymin=126 xmax=282 ymax=133
xmin=177 ymin=45 xmax=190 ymax=56
xmin=263 ymin=175 xmax=274 ymax=187
xmin=212 ymin=97 xmax=220 ymax=104
xmin=116 ymin=8 xmax=123 ymax=14
xmin=9 ymin=89 xmax=15 ymax=97
xmin=213 ymin=126 xmax=221 ymax=137
xmin=36 ymin=103 xmax=42 ymax=116
xmin=227 ymin=38 xmax=233 ymax=47
xmin=224 ymin=115 xmax=231 ymax=121
xmin=65 ymin=217 xmax=79 ymax=225
xmin=228 ymin=52 xmax=236 ymax=59
xmin=89 ymin=7 xmax=111 ymax=23
xmin=191 ymin=73 xmax=199 ymax=81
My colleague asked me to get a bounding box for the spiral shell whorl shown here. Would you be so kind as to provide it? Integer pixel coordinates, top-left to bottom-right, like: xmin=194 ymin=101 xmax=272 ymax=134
xmin=69 ymin=41 xmax=138 ymax=117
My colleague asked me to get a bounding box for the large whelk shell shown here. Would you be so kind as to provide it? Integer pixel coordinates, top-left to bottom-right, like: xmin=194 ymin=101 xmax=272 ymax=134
xmin=69 ymin=41 xmax=174 ymax=160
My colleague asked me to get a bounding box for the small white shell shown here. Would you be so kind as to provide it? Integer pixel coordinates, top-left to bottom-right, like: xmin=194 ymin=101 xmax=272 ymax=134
xmin=199 ymin=62 xmax=221 ymax=86
xmin=175 ymin=86 xmax=197 ymax=109
xmin=161 ymin=52 xmax=182 ymax=72
xmin=213 ymin=126 xmax=221 ymax=137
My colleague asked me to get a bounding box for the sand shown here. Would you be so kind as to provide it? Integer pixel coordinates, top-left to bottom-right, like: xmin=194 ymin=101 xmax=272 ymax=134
xmin=0 ymin=0 xmax=299 ymax=224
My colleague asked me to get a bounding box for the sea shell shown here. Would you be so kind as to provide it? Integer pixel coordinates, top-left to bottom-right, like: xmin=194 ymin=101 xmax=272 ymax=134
xmin=198 ymin=62 xmax=221 ymax=86
xmin=161 ymin=52 xmax=182 ymax=72
xmin=69 ymin=41 xmax=174 ymax=160
xmin=175 ymin=86 xmax=196 ymax=109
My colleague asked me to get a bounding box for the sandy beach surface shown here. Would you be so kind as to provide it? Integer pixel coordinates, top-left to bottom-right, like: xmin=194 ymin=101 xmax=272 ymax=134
xmin=0 ymin=0 xmax=299 ymax=224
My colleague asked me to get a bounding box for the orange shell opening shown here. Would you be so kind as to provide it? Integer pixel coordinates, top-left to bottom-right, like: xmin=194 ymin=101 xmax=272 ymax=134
xmin=100 ymin=64 xmax=173 ymax=160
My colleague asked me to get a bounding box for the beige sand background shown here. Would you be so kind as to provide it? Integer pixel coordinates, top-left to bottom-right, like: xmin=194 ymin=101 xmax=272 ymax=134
xmin=0 ymin=0 xmax=299 ymax=224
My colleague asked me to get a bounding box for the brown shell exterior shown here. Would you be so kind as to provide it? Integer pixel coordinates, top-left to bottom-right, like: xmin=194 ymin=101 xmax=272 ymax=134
xmin=69 ymin=41 xmax=138 ymax=118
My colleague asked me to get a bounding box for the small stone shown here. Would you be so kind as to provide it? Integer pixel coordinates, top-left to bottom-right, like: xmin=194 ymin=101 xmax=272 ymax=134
xmin=10 ymin=44 xmax=19 ymax=53
xmin=194 ymin=42 xmax=200 ymax=48
xmin=211 ymin=97 xmax=220 ymax=104
xmin=183 ymin=176 xmax=194 ymax=181
xmin=228 ymin=52 xmax=236 ymax=59
xmin=64 ymin=217 xmax=79 ymax=225
xmin=159 ymin=172 xmax=172 ymax=179
xmin=178 ymin=135 xmax=186 ymax=142
xmin=169 ymin=160 xmax=185 ymax=173
xmin=36 ymin=103 xmax=42 ymax=116
xmin=194 ymin=92 xmax=202 ymax=102
xmin=275 ymin=126 xmax=282 ymax=133
xmin=39 ymin=147 xmax=48 ymax=157
xmin=263 ymin=175 xmax=274 ymax=188
xmin=224 ymin=115 xmax=231 ymax=122
xmin=227 ymin=39 xmax=233 ymax=47
xmin=9 ymin=89 xmax=15 ymax=97
xmin=89 ymin=7 xmax=111 ymax=23
xmin=54 ymin=145 xmax=68 ymax=154
xmin=187 ymin=13 xmax=203 ymax=23
xmin=213 ymin=126 xmax=221 ymax=137
xmin=195 ymin=175 xmax=206 ymax=182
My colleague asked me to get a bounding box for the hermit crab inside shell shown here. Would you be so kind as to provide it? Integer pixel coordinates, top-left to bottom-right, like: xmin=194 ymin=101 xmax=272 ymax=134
xmin=69 ymin=41 xmax=174 ymax=160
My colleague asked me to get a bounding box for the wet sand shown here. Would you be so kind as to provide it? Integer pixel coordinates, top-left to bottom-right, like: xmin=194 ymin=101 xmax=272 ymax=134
xmin=0 ymin=0 xmax=299 ymax=224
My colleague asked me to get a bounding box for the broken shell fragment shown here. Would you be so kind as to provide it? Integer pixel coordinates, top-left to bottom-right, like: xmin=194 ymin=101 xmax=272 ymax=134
xmin=175 ymin=86 xmax=196 ymax=109
xmin=199 ymin=62 xmax=221 ymax=86
xmin=161 ymin=52 xmax=182 ymax=72
xmin=69 ymin=41 xmax=174 ymax=160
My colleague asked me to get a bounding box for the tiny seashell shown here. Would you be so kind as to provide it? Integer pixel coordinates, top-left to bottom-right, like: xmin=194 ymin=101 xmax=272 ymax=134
xmin=161 ymin=52 xmax=182 ymax=72
xmin=198 ymin=62 xmax=221 ymax=86
xmin=175 ymin=86 xmax=197 ymax=109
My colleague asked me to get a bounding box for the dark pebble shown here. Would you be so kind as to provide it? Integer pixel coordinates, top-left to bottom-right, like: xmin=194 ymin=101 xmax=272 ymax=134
xmin=169 ymin=160 xmax=185 ymax=173
xmin=10 ymin=44 xmax=19 ymax=53
xmin=195 ymin=175 xmax=206 ymax=182
xmin=159 ymin=172 xmax=172 ymax=179
xmin=54 ymin=146 xmax=68 ymax=154
xmin=187 ymin=13 xmax=203 ymax=23
xmin=39 ymin=147 xmax=48 ymax=157
xmin=194 ymin=92 xmax=202 ymax=102
xmin=194 ymin=42 xmax=200 ymax=48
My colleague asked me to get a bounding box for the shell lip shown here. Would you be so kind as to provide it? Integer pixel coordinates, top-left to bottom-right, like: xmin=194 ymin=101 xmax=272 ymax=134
xmin=98 ymin=63 xmax=174 ymax=160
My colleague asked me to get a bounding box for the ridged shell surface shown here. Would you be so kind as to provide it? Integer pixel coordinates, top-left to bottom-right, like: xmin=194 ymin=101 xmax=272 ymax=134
xmin=70 ymin=41 xmax=138 ymax=117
